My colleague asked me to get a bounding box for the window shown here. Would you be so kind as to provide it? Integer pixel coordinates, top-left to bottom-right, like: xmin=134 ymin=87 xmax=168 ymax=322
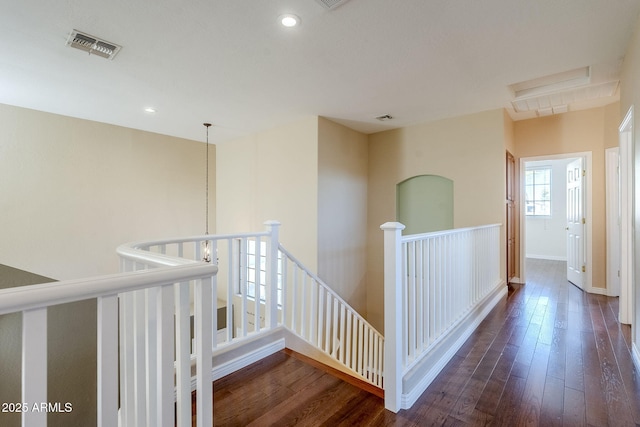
xmin=525 ymin=167 xmax=551 ymax=216
xmin=242 ymin=239 xmax=282 ymax=306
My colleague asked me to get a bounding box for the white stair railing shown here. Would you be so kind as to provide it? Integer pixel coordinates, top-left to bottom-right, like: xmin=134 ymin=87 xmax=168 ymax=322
xmin=278 ymin=245 xmax=385 ymax=388
xmin=0 ymin=263 xmax=216 ymax=427
xmin=1 ymin=220 xmax=505 ymax=427
xmin=118 ymin=221 xmax=385 ymax=390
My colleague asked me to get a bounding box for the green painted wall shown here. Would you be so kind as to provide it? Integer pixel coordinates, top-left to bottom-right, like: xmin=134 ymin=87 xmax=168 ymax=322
xmin=397 ymin=175 xmax=454 ymax=235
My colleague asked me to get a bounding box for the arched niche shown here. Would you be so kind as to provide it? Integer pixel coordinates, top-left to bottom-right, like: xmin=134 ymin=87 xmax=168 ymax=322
xmin=396 ymin=175 xmax=453 ymax=235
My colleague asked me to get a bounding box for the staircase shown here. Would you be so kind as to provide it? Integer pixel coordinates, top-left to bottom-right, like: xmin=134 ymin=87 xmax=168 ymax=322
xmin=115 ymin=220 xmax=383 ymax=427
xmin=0 ymin=220 xmax=504 ymax=427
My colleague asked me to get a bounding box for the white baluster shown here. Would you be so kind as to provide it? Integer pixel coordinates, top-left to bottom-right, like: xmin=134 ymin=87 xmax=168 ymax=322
xmin=416 ymin=240 xmax=424 ymax=353
xmin=408 ymin=241 xmax=416 ymax=362
xmin=300 ymin=273 xmax=307 ymax=340
xmin=345 ymin=311 xmax=352 ymax=370
xmin=178 ymin=242 xmax=184 ymax=258
xmin=120 ymin=291 xmax=134 ymax=426
xmin=310 ymin=279 xmax=317 ymax=343
xmin=98 ymin=295 xmax=118 ymax=427
xmin=226 ymin=238 xmax=236 ymax=345
xmin=331 ymin=299 xmax=339 ymax=357
xmin=291 ymin=263 xmax=298 ymax=334
xmin=317 ymin=287 xmax=325 ymax=348
xmin=254 ymin=237 xmax=262 ymax=334
xmin=133 ymin=290 xmax=147 ymax=427
xmin=145 ymin=287 xmax=158 ymax=427
xmin=195 ymin=276 xmax=213 ymax=427
xmin=156 ymin=284 xmax=175 ymax=427
xmin=22 ymin=307 xmax=47 ymax=427
xmin=339 ymin=305 xmax=346 ymax=363
xmin=324 ymin=293 xmax=332 ymax=352
xmin=174 ymin=281 xmax=190 ymax=427
xmin=240 ymin=238 xmax=248 ymax=338
xmin=280 ymin=249 xmax=287 ymax=327
xmin=212 ymin=250 xmax=218 ymax=348
xmin=265 ymin=220 xmax=280 ymax=329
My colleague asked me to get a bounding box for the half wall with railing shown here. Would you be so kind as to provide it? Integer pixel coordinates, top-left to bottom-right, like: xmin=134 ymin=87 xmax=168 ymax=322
xmin=381 ymin=222 xmax=505 ymax=411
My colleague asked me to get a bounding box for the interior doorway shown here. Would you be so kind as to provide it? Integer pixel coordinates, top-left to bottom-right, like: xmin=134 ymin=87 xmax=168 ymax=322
xmin=519 ymin=152 xmax=593 ymax=290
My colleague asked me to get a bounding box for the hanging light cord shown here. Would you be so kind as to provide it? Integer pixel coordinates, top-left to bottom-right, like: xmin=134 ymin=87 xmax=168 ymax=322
xmin=204 ymin=123 xmax=212 ymax=236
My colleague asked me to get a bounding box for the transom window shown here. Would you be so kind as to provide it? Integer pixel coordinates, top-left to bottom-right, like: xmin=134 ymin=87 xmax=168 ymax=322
xmin=525 ymin=167 xmax=551 ymax=216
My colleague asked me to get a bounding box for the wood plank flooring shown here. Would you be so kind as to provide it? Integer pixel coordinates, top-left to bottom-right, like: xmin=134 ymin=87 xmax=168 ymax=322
xmin=208 ymin=259 xmax=640 ymax=426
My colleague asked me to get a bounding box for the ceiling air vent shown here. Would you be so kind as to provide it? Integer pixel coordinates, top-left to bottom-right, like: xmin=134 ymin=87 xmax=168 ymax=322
xmin=314 ymin=0 xmax=351 ymax=10
xmin=66 ymin=30 xmax=121 ymax=60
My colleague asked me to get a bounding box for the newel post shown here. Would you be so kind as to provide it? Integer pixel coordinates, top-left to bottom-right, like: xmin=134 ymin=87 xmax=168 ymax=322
xmin=381 ymin=221 xmax=405 ymax=413
xmin=265 ymin=220 xmax=281 ymax=329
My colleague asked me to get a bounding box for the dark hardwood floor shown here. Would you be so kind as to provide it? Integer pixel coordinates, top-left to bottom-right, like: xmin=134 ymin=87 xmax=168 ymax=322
xmin=209 ymin=259 xmax=640 ymax=426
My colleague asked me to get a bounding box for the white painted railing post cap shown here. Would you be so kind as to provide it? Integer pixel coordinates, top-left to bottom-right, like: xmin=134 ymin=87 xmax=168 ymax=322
xmin=380 ymin=222 xmax=406 ymax=231
xmin=264 ymin=220 xmax=281 ymax=227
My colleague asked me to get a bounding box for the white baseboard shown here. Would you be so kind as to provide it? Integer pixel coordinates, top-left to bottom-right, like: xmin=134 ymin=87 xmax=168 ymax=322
xmin=587 ymin=285 xmax=618 ymax=297
xmin=211 ymin=338 xmax=285 ymax=382
xmin=400 ymin=282 xmax=508 ymax=409
xmin=526 ymin=254 xmax=567 ymax=261
xmin=186 ymin=336 xmax=286 ymax=393
xmin=509 ymin=276 xmax=524 ymax=284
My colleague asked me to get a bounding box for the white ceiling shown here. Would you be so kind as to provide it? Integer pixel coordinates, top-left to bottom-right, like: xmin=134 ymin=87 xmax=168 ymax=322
xmin=1 ymin=0 xmax=639 ymax=144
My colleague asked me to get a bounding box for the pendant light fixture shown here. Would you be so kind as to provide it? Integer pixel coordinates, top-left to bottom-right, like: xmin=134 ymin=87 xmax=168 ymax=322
xmin=202 ymin=122 xmax=212 ymax=262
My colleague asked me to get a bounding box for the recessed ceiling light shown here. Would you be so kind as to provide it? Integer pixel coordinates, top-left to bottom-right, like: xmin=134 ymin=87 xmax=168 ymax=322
xmin=144 ymin=107 xmax=157 ymax=113
xmin=279 ymin=14 xmax=300 ymax=28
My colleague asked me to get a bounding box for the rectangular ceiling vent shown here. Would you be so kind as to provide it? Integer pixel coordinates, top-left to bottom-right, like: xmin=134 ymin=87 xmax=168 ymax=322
xmin=314 ymin=0 xmax=351 ymax=9
xmin=66 ymin=30 xmax=121 ymax=60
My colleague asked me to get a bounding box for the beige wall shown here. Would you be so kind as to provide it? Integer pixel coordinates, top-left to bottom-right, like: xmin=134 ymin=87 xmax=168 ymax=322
xmin=620 ymin=13 xmax=640 ymax=350
xmin=513 ymin=104 xmax=620 ymax=290
xmin=0 ymin=103 xmax=214 ymax=280
xmin=317 ymin=117 xmax=368 ymax=313
xmin=216 ymin=116 xmax=319 ymax=270
xmin=366 ymin=109 xmax=507 ymax=331
xmin=216 ymin=117 xmax=369 ymax=313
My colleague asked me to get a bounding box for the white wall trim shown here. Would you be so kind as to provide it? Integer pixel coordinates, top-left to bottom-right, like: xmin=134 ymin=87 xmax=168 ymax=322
xmin=605 ymin=146 xmax=621 ymax=297
xmin=182 ymin=333 xmax=286 ymax=396
xmin=587 ymin=285 xmax=617 ymax=297
xmin=619 ymin=105 xmax=634 ymax=325
xmin=633 ymin=342 xmax=640 ymax=372
xmin=210 ymin=338 xmax=285 ymax=382
xmin=525 ymin=254 xmax=567 ymax=261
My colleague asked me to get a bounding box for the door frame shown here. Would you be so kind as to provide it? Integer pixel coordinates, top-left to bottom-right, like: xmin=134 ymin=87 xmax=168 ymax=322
xmin=519 ymin=151 xmax=593 ymax=291
xmin=605 ymin=146 xmax=621 ymax=297
xmin=619 ymin=105 xmax=634 ymax=324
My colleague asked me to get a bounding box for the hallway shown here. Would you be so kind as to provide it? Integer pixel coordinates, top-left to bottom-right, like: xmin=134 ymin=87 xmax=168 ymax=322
xmin=211 ymin=259 xmax=640 ymax=426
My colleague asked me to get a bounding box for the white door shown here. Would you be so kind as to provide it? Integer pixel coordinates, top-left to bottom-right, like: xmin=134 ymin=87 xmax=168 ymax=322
xmin=566 ymin=158 xmax=585 ymax=288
